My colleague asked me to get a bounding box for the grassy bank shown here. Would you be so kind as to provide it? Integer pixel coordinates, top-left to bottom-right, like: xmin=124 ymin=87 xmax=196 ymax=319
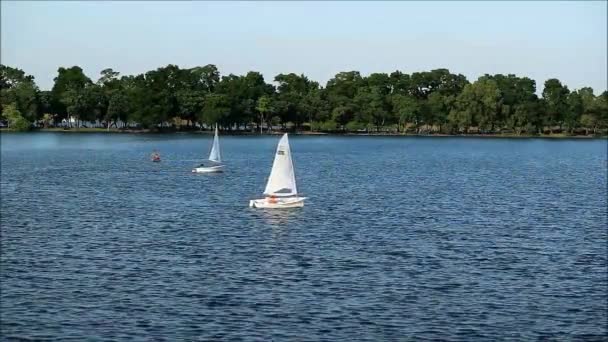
xmin=1 ymin=127 xmax=606 ymax=139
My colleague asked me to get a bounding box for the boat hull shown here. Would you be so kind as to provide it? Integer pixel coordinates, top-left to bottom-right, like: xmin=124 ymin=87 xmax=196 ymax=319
xmin=249 ymin=197 xmax=306 ymax=209
xmin=192 ymin=165 xmax=224 ymax=173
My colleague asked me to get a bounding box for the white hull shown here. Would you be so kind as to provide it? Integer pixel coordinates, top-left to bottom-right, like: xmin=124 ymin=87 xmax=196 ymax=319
xmin=192 ymin=165 xmax=224 ymax=173
xmin=249 ymin=197 xmax=306 ymax=209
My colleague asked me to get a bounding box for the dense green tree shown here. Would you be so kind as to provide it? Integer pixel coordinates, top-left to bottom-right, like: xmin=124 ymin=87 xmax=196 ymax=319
xmin=565 ymin=91 xmax=583 ymax=133
xmin=3 ymin=104 xmax=31 ymax=131
xmin=200 ymin=93 xmax=230 ymax=127
xmin=365 ymin=73 xmax=391 ymax=95
xmin=273 ymin=73 xmax=320 ymax=129
xmin=542 ymin=78 xmax=570 ymax=132
xmin=301 ymin=89 xmax=330 ymax=130
xmin=389 ymin=71 xmax=411 ymax=95
xmin=8 ymin=79 xmax=38 ymax=122
xmin=106 ymin=92 xmax=129 ymax=129
xmin=449 ymin=78 xmax=501 ymax=132
xmin=37 ymin=91 xmax=54 ymax=121
xmin=0 ymin=65 xmax=39 ymax=122
xmin=51 ymin=66 xmax=93 ymax=120
xmin=427 ymin=92 xmax=454 ymax=132
xmin=483 ymin=74 xmax=536 ymax=129
xmin=0 ymin=65 xmax=34 ymax=89
xmin=1 ymin=63 xmax=605 ymax=135
xmin=332 ymin=105 xmax=355 ymax=130
xmin=354 ymin=86 xmax=391 ymax=130
xmin=392 ymin=94 xmax=421 ymax=132
xmin=326 ymin=71 xmax=364 ymax=103
xmin=61 ymin=86 xmax=96 ymax=128
xmin=190 ymin=64 xmax=220 ymax=93
xmin=255 ymin=95 xmax=273 ymax=133
xmin=176 ymin=89 xmax=205 ymax=128
xmin=98 ymin=68 xmax=120 ymax=88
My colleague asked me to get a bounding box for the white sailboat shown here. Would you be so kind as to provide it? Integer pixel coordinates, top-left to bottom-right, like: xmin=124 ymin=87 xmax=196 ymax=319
xmin=249 ymin=133 xmax=306 ymax=208
xmin=192 ymin=125 xmax=224 ymax=173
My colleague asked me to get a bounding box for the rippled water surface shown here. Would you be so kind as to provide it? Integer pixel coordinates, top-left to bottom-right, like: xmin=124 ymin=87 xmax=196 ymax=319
xmin=1 ymin=133 xmax=607 ymax=340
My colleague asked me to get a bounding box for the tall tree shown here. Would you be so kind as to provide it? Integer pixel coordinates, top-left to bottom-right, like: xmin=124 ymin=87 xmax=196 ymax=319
xmin=255 ymin=95 xmax=273 ymax=133
xmin=565 ymin=91 xmax=583 ymax=133
xmin=0 ymin=65 xmax=39 ymax=122
xmin=542 ymin=78 xmax=570 ymax=132
xmin=301 ymin=88 xmax=330 ymax=131
xmin=2 ymin=104 xmax=31 ymax=131
xmin=51 ymin=66 xmax=93 ymax=122
xmin=448 ymin=78 xmax=500 ymax=133
xmin=200 ymin=94 xmax=230 ymax=127
xmin=392 ymin=94 xmax=421 ymax=132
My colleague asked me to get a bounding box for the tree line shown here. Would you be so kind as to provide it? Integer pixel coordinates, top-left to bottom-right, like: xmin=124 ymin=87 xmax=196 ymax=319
xmin=1 ymin=64 xmax=607 ymax=135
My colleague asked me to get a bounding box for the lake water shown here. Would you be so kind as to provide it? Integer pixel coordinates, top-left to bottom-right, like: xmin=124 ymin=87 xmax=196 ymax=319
xmin=1 ymin=133 xmax=607 ymax=340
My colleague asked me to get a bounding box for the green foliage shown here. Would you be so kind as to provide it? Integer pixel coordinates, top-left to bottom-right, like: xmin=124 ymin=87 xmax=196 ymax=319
xmin=0 ymin=63 xmax=605 ymax=135
xmin=256 ymin=95 xmax=273 ymax=115
xmin=41 ymin=113 xmax=54 ymax=128
xmin=51 ymin=66 xmax=93 ymax=118
xmin=107 ymin=92 xmax=129 ymax=123
xmin=449 ymin=78 xmax=501 ymax=131
xmin=542 ymin=78 xmax=570 ymax=130
xmin=3 ymin=104 xmax=31 ymax=131
xmin=0 ymin=65 xmax=39 ymax=122
xmin=200 ymin=94 xmax=230 ymax=126
xmin=331 ymin=105 xmax=355 ymax=129
xmin=345 ymin=120 xmax=368 ymax=131
xmin=314 ymin=120 xmax=338 ymax=131
xmin=580 ymin=114 xmax=597 ymax=134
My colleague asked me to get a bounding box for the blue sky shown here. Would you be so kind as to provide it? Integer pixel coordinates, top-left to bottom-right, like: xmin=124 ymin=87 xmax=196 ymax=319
xmin=2 ymin=1 xmax=606 ymax=93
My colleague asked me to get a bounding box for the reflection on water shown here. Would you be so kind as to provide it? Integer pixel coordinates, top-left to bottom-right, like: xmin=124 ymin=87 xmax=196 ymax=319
xmin=257 ymin=206 xmax=302 ymax=226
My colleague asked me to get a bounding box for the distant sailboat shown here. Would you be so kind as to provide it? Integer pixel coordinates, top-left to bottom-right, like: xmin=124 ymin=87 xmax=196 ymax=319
xmin=250 ymin=133 xmax=306 ymax=208
xmin=192 ymin=125 xmax=224 ymax=173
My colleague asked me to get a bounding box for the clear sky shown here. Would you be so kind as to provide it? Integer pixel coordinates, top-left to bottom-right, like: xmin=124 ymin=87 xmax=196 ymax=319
xmin=1 ymin=1 xmax=606 ymax=93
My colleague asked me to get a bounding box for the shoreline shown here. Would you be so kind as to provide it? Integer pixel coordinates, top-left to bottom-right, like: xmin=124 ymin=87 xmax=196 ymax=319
xmin=1 ymin=128 xmax=606 ymax=139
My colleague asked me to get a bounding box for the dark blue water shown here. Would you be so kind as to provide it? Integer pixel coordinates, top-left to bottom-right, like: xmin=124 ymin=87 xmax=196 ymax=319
xmin=1 ymin=133 xmax=607 ymax=340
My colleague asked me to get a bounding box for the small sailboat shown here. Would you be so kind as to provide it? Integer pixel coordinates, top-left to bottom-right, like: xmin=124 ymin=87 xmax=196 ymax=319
xmin=250 ymin=133 xmax=306 ymax=208
xmin=192 ymin=125 xmax=224 ymax=173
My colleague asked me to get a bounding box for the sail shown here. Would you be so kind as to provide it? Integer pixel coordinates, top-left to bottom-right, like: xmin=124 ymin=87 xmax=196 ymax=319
xmin=208 ymin=125 xmax=221 ymax=163
xmin=264 ymin=134 xmax=297 ymax=197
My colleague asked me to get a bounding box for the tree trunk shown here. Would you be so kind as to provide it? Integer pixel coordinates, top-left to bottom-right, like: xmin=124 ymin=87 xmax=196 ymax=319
xmin=309 ymin=113 xmax=313 ymax=132
xmin=260 ymin=114 xmax=264 ymax=135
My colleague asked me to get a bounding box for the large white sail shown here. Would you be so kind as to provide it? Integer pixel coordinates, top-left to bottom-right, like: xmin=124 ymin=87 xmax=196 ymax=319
xmin=263 ymin=134 xmax=297 ymax=197
xmin=208 ymin=125 xmax=221 ymax=163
